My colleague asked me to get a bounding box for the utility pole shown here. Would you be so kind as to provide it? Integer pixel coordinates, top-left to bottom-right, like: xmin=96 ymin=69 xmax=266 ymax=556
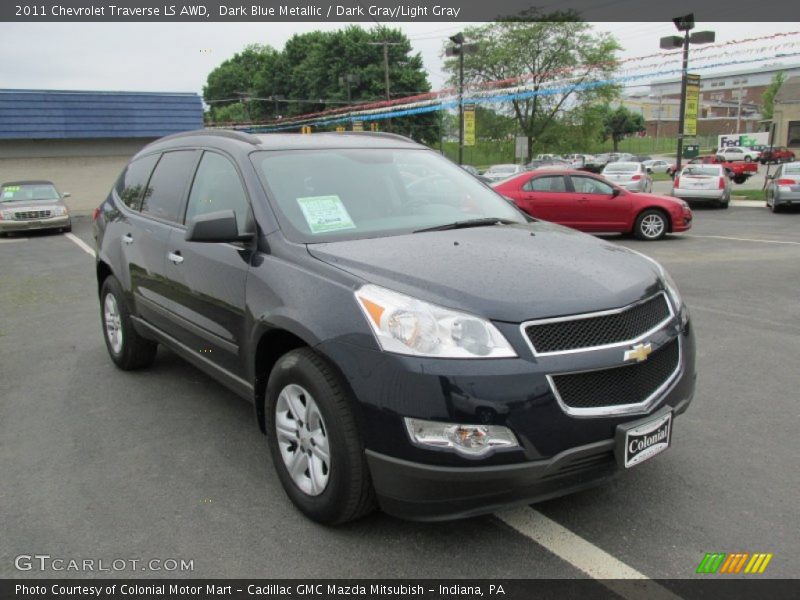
xmin=367 ymin=40 xmax=401 ymax=132
xmin=735 ymin=83 xmax=743 ymax=134
xmin=655 ymin=93 xmax=663 ymax=144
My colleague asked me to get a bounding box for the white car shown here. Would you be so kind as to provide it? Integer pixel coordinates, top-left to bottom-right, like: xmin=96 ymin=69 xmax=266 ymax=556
xmin=482 ymin=164 xmax=524 ymax=182
xmin=672 ymin=164 xmax=731 ymax=208
xmin=641 ymin=159 xmax=671 ymax=174
xmin=716 ymin=147 xmax=761 ymax=163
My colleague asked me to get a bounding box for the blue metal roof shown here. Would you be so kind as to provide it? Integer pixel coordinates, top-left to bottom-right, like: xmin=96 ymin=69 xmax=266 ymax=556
xmin=0 ymin=89 xmax=204 ymax=140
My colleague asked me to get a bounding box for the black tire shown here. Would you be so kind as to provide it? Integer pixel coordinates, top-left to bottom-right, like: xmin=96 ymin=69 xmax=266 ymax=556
xmin=733 ymin=175 xmax=746 ymax=184
xmin=100 ymin=275 xmax=157 ymax=370
xmin=266 ymin=348 xmax=376 ymax=525
xmin=744 ymin=156 xmax=753 ymax=162
xmin=633 ymin=208 xmax=668 ymax=241
xmin=770 ymin=201 xmax=782 ymax=214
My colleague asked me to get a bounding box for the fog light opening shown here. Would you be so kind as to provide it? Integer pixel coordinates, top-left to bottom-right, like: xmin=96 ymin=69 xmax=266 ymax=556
xmin=404 ymin=418 xmax=518 ymax=457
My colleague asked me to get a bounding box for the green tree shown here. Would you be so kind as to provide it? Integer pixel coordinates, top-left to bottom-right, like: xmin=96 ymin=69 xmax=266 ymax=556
xmin=599 ymin=105 xmax=646 ymax=152
xmin=443 ymin=13 xmax=620 ymax=160
xmin=761 ymin=72 xmax=785 ymax=120
xmin=474 ymin=106 xmax=517 ymax=140
xmin=203 ymin=44 xmax=279 ymax=122
xmin=203 ymin=26 xmax=439 ymax=143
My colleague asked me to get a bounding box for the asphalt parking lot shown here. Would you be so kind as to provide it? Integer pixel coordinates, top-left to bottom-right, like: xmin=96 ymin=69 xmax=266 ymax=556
xmin=1 ymin=206 xmax=799 ymax=584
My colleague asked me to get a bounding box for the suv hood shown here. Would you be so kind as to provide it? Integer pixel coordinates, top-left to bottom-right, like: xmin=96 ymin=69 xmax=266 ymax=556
xmin=307 ymin=223 xmax=663 ymax=323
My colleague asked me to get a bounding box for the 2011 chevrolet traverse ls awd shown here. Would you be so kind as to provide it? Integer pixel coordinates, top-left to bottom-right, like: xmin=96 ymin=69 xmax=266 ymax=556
xmin=93 ymin=130 xmax=696 ymax=524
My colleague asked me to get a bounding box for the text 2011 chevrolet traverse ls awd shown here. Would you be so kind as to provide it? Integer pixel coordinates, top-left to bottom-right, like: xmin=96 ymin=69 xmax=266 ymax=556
xmin=93 ymin=130 xmax=696 ymax=524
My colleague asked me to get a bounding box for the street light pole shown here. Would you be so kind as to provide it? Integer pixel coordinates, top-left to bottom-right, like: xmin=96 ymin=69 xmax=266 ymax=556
xmin=660 ymin=15 xmax=715 ymax=174
xmin=458 ymin=46 xmax=465 ymax=166
xmin=446 ymin=33 xmax=477 ymax=166
xmin=675 ymin=30 xmax=690 ymax=174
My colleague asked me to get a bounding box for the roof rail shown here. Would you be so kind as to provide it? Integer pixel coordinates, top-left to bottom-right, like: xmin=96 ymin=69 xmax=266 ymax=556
xmin=331 ymin=131 xmax=415 ymax=143
xmin=157 ymin=128 xmax=262 ymax=145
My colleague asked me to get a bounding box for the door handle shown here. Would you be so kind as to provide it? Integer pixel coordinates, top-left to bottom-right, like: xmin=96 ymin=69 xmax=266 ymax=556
xmin=167 ymin=251 xmax=184 ymax=265
xmin=578 ymin=197 xmax=589 ymax=203
xmin=122 ymin=233 xmax=134 ymax=245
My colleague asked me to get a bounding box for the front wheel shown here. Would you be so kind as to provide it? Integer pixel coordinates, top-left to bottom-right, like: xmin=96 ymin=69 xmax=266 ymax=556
xmin=634 ymin=209 xmax=668 ymax=241
xmin=266 ymin=348 xmax=376 ymax=524
xmin=733 ymin=175 xmax=747 ymax=184
xmin=100 ymin=276 xmax=157 ymax=370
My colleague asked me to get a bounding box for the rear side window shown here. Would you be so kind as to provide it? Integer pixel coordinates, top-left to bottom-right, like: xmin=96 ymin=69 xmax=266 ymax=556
xmin=140 ymin=150 xmax=198 ymax=223
xmin=115 ymin=154 xmax=159 ymax=210
xmin=523 ymin=176 xmax=567 ymax=192
xmin=184 ymin=152 xmax=252 ymax=234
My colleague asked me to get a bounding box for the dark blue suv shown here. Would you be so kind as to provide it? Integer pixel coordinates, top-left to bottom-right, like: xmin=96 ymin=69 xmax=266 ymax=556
xmin=93 ymin=130 xmax=696 ymax=524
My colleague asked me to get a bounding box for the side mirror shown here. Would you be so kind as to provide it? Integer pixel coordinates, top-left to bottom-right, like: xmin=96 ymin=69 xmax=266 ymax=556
xmin=645 ymin=167 xmax=653 ymax=174
xmin=62 ymin=192 xmax=71 ymax=198
xmin=185 ymin=210 xmax=253 ymax=243
xmin=612 ymin=187 xmax=621 ymax=197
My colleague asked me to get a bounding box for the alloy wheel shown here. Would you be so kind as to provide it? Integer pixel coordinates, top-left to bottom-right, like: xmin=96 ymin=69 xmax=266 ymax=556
xmin=103 ymin=293 xmax=123 ymax=354
xmin=640 ymin=214 xmax=665 ymax=239
xmin=275 ymin=384 xmax=331 ymax=496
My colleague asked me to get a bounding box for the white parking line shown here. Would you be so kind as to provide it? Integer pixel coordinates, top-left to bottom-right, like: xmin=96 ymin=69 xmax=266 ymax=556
xmin=685 ymin=234 xmax=800 ymax=246
xmin=64 ymin=232 xmax=96 ymax=256
xmin=496 ymin=507 xmax=682 ymax=600
xmin=0 ymin=237 xmax=28 ymax=243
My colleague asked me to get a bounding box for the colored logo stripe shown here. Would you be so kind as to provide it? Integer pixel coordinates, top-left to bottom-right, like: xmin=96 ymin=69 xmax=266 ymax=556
xmin=744 ymin=553 xmax=773 ymax=574
xmin=697 ymin=553 xmax=726 ymax=574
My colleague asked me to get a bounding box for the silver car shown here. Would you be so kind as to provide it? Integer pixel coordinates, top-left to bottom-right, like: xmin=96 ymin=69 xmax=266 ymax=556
xmin=766 ymin=161 xmax=800 ymax=213
xmin=0 ymin=180 xmax=72 ymax=235
xmin=671 ymin=165 xmax=731 ymax=208
xmin=601 ymin=161 xmax=653 ymax=193
xmin=482 ymin=163 xmax=524 ymax=182
xmin=641 ymin=159 xmax=671 ymax=174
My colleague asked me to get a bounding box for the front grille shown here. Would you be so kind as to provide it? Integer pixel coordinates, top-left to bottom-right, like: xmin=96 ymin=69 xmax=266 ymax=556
xmin=525 ymin=293 xmax=671 ymax=354
xmin=551 ymin=338 xmax=680 ymax=409
xmin=14 ymin=210 xmax=51 ymax=220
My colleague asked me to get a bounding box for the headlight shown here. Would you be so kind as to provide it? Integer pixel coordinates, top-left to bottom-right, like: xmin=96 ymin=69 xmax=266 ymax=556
xmin=629 ymin=250 xmax=684 ymax=313
xmin=53 ymin=206 xmax=69 ymax=217
xmin=355 ymin=284 xmax=517 ymax=358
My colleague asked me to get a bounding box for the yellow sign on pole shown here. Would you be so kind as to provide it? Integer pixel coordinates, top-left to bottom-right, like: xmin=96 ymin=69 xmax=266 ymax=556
xmin=463 ymin=104 xmax=476 ymax=147
xmin=352 ymin=120 xmax=364 ymax=132
xmin=335 ymin=126 xmax=345 ymax=132
xmin=683 ymin=74 xmax=700 ymax=137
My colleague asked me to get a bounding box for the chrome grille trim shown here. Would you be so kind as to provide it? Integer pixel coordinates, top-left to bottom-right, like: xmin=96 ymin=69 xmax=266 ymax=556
xmin=13 ymin=210 xmax=52 ymax=220
xmin=520 ymin=291 xmax=674 ymax=357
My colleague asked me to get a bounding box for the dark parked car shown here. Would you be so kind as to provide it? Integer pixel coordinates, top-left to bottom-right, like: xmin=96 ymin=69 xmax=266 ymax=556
xmin=93 ymin=130 xmax=696 ymax=524
xmin=0 ymin=180 xmax=72 ymax=235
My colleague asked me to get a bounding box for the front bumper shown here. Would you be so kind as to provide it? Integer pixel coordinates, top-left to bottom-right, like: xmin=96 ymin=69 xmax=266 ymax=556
xmin=672 ymin=188 xmax=726 ymax=202
xmin=0 ymin=215 xmax=70 ymax=232
xmin=367 ymin=397 xmax=691 ymax=521
xmin=318 ymin=315 xmax=696 ymax=520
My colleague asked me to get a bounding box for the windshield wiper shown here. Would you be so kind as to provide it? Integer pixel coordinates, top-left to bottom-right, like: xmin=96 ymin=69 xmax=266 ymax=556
xmin=413 ymin=217 xmax=518 ymax=234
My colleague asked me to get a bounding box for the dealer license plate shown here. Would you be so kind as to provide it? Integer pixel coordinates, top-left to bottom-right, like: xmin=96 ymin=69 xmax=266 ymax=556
xmin=615 ymin=410 xmax=672 ymax=469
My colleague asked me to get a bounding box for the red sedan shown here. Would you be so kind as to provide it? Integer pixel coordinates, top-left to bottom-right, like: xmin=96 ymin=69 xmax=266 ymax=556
xmin=493 ymin=169 xmax=692 ymax=241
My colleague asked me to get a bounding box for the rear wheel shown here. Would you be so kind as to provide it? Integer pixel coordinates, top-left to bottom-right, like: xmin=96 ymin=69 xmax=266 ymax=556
xmin=266 ymin=348 xmax=376 ymax=524
xmin=733 ymin=174 xmax=747 ymax=184
xmin=634 ymin=209 xmax=668 ymax=241
xmin=100 ymin=276 xmax=157 ymax=370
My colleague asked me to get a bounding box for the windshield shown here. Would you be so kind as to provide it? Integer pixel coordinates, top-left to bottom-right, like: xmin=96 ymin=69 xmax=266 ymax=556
xmin=1 ymin=183 xmax=60 ymax=203
xmin=252 ymin=149 xmax=526 ymax=243
xmin=604 ymin=162 xmax=639 ymax=173
xmin=682 ymin=167 xmax=720 ymax=177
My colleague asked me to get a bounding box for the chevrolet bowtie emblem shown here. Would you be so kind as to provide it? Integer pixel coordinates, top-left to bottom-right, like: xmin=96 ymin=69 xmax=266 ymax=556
xmin=624 ymin=343 xmax=653 ymax=363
